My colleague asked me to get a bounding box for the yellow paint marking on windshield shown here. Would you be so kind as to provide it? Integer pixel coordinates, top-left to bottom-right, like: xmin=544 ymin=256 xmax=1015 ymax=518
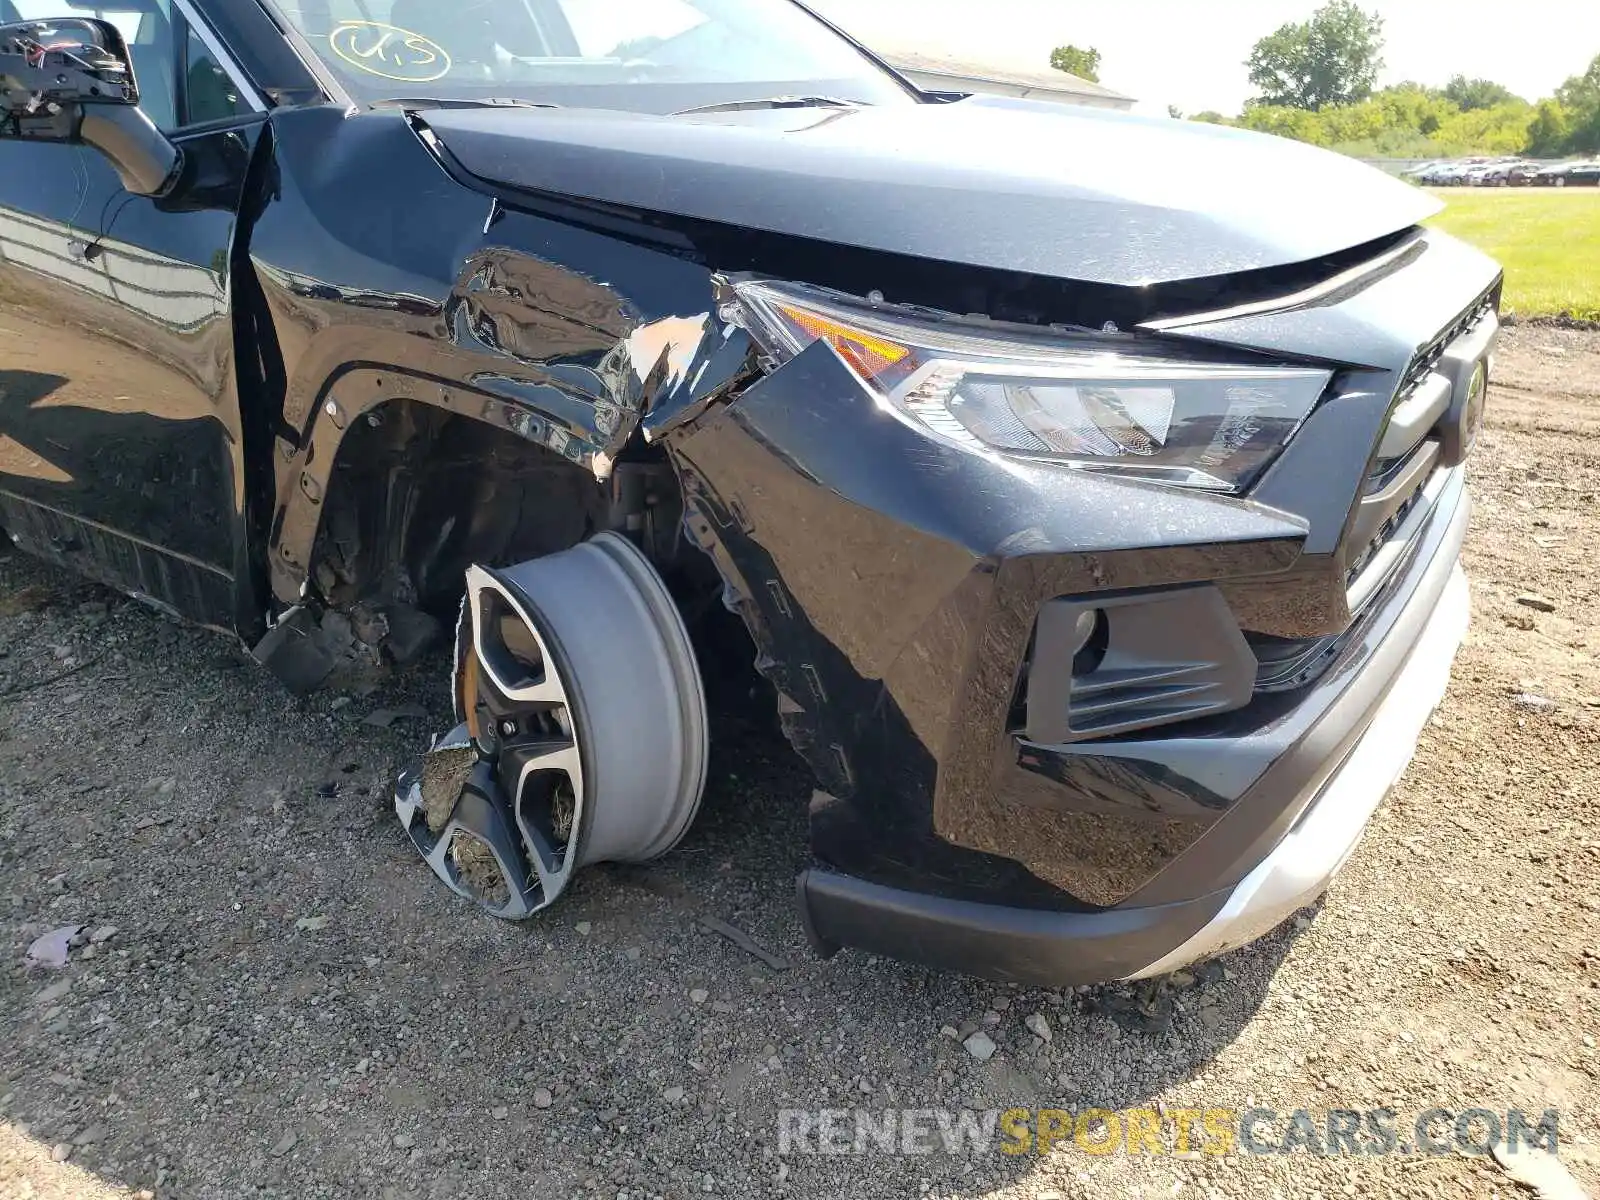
xmin=329 ymin=21 xmax=451 ymax=83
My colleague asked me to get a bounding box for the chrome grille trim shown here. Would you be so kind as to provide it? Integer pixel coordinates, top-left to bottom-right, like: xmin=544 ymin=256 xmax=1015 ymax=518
xmin=1250 ymin=463 xmax=1452 ymax=694
xmin=1346 ymin=465 xmax=1449 ymax=618
xmin=1366 ymin=290 xmax=1496 ymax=493
xmin=1395 ymin=292 xmax=1496 ymax=403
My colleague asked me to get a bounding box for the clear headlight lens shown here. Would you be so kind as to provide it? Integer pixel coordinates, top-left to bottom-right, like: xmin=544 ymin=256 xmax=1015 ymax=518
xmin=726 ymin=279 xmax=1331 ymax=493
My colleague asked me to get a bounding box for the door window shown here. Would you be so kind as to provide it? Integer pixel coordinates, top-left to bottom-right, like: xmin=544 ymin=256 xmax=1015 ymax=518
xmin=183 ymin=23 xmax=249 ymax=123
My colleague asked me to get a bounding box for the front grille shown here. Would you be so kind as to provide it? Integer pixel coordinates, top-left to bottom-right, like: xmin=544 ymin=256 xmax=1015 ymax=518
xmin=1249 ymin=451 xmax=1443 ymax=694
xmin=1366 ymin=289 xmax=1496 ymax=492
xmin=1250 ymin=299 xmax=1479 ymax=698
xmin=1392 ymin=291 xmax=1496 ymax=410
xmin=1345 ymin=473 xmax=1430 ymax=591
xmin=1247 ymin=628 xmax=1349 ymax=693
xmin=1279 ymin=293 xmax=1495 ymax=689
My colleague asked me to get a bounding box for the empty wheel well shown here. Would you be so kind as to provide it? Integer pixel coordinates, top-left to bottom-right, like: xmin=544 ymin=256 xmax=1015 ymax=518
xmin=308 ymin=400 xmax=614 ymax=621
xmin=302 ymin=400 xmax=752 ymax=666
xmin=276 ymin=398 xmax=763 ymax=732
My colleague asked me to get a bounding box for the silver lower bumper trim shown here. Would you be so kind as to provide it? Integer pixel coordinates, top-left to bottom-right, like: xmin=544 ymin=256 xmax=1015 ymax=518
xmin=1125 ymin=562 xmax=1471 ymax=980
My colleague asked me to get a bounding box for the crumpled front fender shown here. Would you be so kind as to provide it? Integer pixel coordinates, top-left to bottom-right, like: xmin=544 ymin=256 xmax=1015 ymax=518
xmin=249 ymin=107 xmax=759 ymax=607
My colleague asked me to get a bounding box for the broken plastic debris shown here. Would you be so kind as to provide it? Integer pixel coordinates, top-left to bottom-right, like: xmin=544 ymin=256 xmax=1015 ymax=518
xmin=35 ymin=979 xmax=72 ymax=1006
xmin=363 ymin=703 xmax=429 ymax=728
xmin=1491 ymin=1141 xmax=1586 ymax=1200
xmin=698 ymin=916 xmax=789 ymax=971
xmin=26 ymin=925 xmax=83 ymax=968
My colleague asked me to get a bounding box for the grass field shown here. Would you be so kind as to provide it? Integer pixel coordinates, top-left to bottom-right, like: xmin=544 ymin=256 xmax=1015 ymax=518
xmin=1426 ymin=188 xmax=1600 ymax=322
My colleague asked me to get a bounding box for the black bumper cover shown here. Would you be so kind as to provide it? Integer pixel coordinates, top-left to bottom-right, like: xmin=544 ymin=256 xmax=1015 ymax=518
xmin=797 ymin=467 xmax=1470 ymax=985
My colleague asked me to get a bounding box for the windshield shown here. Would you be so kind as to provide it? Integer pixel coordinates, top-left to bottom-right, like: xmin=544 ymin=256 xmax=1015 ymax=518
xmin=269 ymin=0 xmax=914 ymax=113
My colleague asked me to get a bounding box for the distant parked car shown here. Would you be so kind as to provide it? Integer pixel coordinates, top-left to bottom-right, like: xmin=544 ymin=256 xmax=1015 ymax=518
xmin=1441 ymin=159 xmax=1510 ymax=186
xmin=1532 ymin=162 xmax=1598 ymax=187
xmin=1437 ymin=163 xmax=1483 ymax=186
xmin=1419 ymin=162 xmax=1468 ymax=186
xmin=1503 ymin=162 xmax=1544 ymax=186
xmin=1552 ymin=162 xmax=1600 ymax=187
xmin=1475 ymin=161 xmax=1536 ymax=187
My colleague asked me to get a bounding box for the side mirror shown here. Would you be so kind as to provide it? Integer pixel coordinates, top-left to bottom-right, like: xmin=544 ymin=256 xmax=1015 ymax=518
xmin=0 ymin=16 xmax=182 ymax=196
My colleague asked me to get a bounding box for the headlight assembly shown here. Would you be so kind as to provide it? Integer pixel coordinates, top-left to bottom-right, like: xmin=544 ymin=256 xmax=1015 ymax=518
xmin=725 ymin=279 xmax=1332 ymax=494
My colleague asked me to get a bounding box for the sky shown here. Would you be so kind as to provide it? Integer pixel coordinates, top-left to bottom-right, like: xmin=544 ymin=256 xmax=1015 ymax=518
xmin=806 ymin=0 xmax=1600 ymax=116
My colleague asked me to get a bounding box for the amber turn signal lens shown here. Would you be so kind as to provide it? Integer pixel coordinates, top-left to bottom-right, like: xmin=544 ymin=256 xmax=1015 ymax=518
xmin=774 ymin=301 xmax=910 ymax=382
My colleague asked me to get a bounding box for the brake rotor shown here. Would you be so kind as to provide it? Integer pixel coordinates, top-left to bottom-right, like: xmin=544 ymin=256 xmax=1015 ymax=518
xmin=395 ymin=532 xmax=709 ymax=918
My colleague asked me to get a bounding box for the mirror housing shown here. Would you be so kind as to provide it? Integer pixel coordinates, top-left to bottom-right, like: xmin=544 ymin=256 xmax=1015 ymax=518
xmin=0 ymin=17 xmax=183 ymax=196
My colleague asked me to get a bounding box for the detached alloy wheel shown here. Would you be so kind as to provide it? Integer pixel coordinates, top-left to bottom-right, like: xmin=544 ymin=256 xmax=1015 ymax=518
xmin=395 ymin=532 xmax=709 ymax=918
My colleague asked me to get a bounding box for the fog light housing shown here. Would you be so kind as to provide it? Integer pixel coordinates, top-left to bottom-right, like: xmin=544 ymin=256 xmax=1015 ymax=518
xmin=1025 ymin=586 xmax=1255 ymax=744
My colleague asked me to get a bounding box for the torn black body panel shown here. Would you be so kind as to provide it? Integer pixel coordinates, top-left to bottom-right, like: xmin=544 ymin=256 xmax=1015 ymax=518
xmin=666 ymin=342 xmax=1309 ymax=910
xmin=245 ymin=106 xmax=752 ymax=616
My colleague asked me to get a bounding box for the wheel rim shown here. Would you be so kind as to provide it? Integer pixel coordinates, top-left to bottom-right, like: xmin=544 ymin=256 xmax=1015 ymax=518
xmin=395 ymin=532 xmax=709 ymax=918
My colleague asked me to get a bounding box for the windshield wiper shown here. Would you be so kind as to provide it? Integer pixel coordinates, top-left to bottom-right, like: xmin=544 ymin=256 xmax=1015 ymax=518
xmin=372 ymin=97 xmax=561 ymax=112
xmin=671 ymin=95 xmax=862 ymax=116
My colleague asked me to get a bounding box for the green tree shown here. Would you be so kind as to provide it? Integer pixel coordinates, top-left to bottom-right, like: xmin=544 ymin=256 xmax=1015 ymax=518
xmin=1049 ymin=44 xmax=1101 ymax=83
xmin=1443 ymin=75 xmax=1520 ymax=112
xmin=1385 ymin=80 xmax=1445 ymax=99
xmin=1373 ymin=82 xmax=1458 ymax=136
xmin=1246 ymin=1 xmax=1385 ymax=111
xmin=1524 ymin=99 xmax=1570 ymax=156
xmin=1237 ymin=103 xmax=1332 ymax=145
xmin=1435 ymin=100 xmax=1537 ymax=156
xmin=1566 ymin=104 xmax=1600 ymax=154
xmin=1555 ymin=52 xmax=1600 ymax=153
xmin=1555 ymin=52 xmax=1600 ymax=113
xmin=1190 ymin=110 xmax=1232 ymax=125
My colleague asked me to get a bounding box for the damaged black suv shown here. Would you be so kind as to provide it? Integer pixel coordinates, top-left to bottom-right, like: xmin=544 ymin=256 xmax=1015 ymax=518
xmin=0 ymin=0 xmax=1498 ymax=984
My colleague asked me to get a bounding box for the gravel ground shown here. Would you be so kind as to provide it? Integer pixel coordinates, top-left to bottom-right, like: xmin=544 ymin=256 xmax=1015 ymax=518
xmin=1 ymin=326 xmax=1597 ymax=1200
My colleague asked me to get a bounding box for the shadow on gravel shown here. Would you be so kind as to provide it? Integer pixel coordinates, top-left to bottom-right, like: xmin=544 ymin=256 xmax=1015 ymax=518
xmin=0 ymin=550 xmax=1305 ymax=1200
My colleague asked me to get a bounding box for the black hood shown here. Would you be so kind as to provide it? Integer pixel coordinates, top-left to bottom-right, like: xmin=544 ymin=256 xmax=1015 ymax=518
xmin=419 ymin=95 xmax=1439 ymax=288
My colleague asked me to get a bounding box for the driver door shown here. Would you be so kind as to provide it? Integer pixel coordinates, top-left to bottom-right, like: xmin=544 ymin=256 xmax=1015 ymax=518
xmin=0 ymin=0 xmax=266 ymax=629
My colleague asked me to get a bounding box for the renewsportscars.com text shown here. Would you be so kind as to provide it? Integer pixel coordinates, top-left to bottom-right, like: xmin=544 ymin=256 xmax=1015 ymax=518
xmin=776 ymin=1106 xmax=1560 ymax=1158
